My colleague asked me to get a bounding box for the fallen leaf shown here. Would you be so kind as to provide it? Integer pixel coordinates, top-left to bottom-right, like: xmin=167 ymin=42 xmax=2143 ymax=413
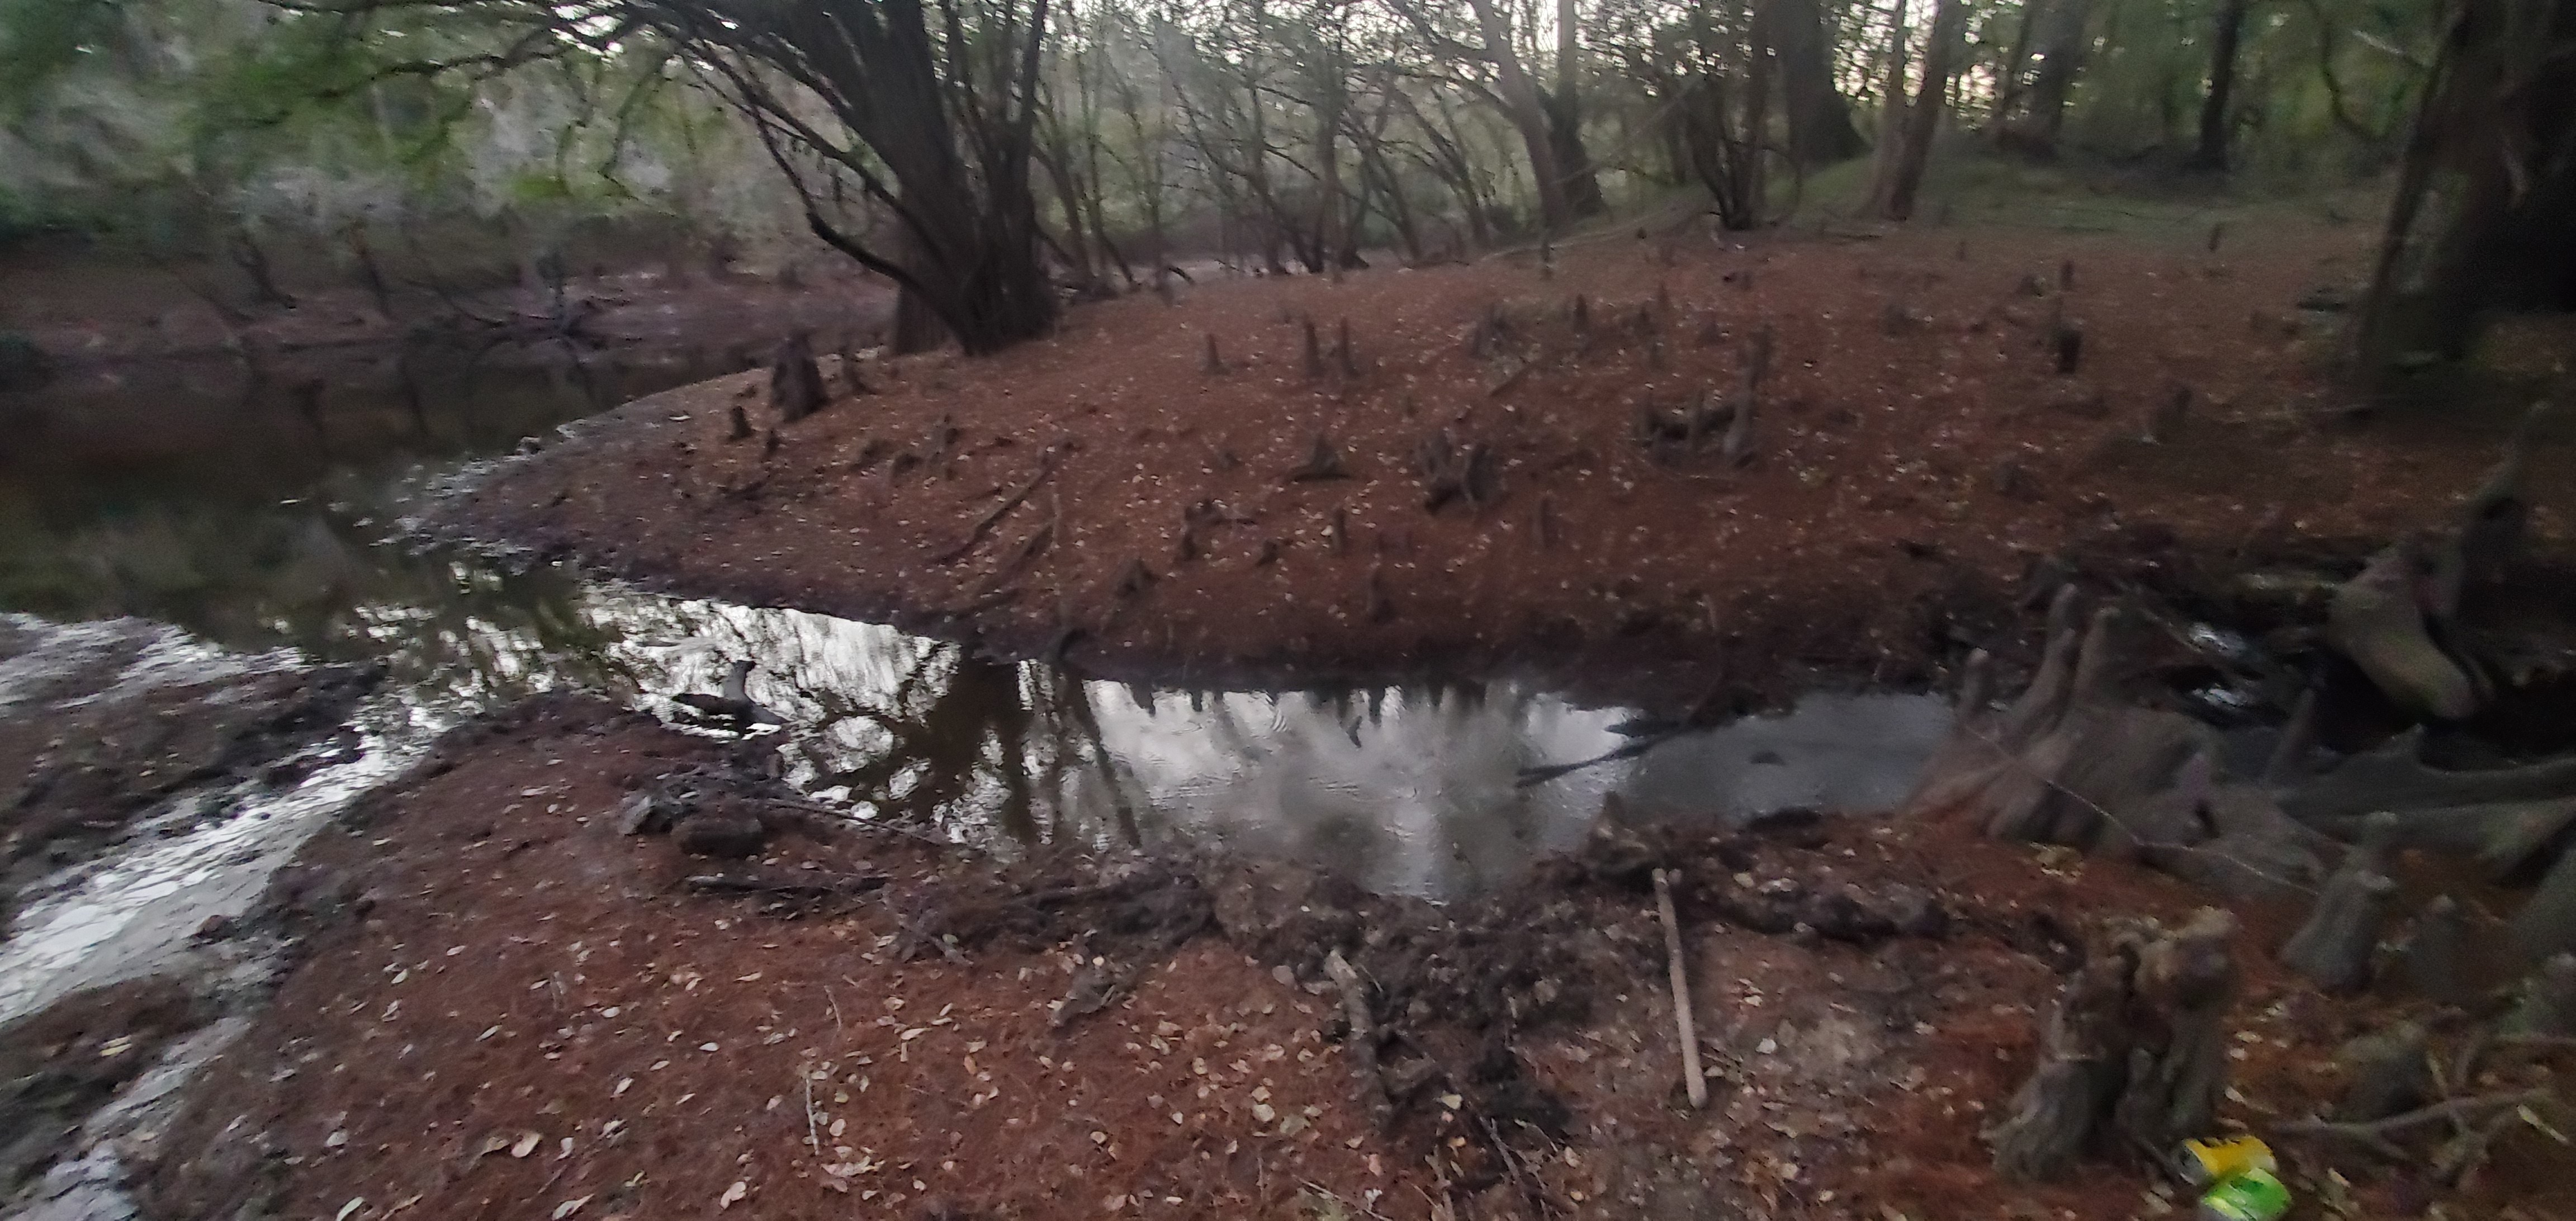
xmin=335 ymin=1199 xmax=365 ymax=1221
xmin=511 ymin=1132 xmax=542 ymax=1159
xmin=551 ymin=1196 xmax=592 ymax=1220
xmin=718 ymin=1181 xmax=747 ymax=1209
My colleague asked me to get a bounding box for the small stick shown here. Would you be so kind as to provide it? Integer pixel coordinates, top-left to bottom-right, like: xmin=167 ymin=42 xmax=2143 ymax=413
xmin=1323 ymin=949 xmax=1394 ymax=1130
xmin=1655 ymin=869 xmax=1708 ymax=1109
xmin=2277 ymin=1088 xmax=2553 ymax=1151
xmin=929 ymin=445 xmax=1059 ymax=563
xmin=803 ymin=1070 xmax=822 ymax=1154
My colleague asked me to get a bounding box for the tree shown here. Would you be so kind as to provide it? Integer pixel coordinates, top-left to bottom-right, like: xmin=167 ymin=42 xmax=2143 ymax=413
xmin=1876 ymin=0 xmax=1969 ymax=220
xmin=1773 ymin=0 xmax=1868 ymax=165
xmin=1993 ymin=0 xmax=2097 ymax=157
xmin=1544 ymin=0 xmax=1609 ymax=217
xmin=308 ymin=0 xmax=1062 ymax=356
xmin=2189 ymin=0 xmax=2256 ymax=169
xmin=2354 ymin=0 xmax=2576 ymax=365
xmin=1390 ymin=0 xmax=1578 ymax=230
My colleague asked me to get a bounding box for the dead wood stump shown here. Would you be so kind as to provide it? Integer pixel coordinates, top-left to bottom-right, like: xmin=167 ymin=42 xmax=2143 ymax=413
xmin=1988 ymin=908 xmax=2241 ymax=1181
xmin=2400 ymin=896 xmax=2478 ymax=1005
xmin=2050 ymin=324 xmax=2083 ymax=375
xmin=1287 ymin=435 xmax=1350 ymax=482
xmin=2146 ymin=385 xmax=2191 ymax=443
xmin=727 ymin=403 xmax=753 ymax=442
xmin=771 ymin=330 xmax=827 ymax=422
xmin=2334 ymin=1021 xmax=2432 ymax=1121
xmin=2282 ymin=859 xmax=2400 ymax=993
xmin=1415 ymin=430 xmax=1500 ymax=513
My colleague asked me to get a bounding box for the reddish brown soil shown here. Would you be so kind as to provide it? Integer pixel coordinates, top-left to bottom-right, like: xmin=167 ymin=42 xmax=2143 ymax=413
xmin=439 ymin=220 xmax=2572 ymax=701
xmin=134 ymin=695 xmax=2575 ymax=1220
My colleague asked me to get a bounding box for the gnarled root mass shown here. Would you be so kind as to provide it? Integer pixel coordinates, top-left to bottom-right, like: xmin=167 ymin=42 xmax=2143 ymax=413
xmin=1907 ymin=589 xmax=2329 ymax=900
xmin=1988 ymin=908 xmax=2241 ymax=1181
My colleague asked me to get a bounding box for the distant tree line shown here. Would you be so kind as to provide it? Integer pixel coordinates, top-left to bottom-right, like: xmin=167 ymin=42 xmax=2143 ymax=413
xmin=3 ymin=0 xmax=2568 ymax=364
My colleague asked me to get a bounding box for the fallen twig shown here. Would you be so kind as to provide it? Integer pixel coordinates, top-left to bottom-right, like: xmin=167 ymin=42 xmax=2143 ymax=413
xmin=929 ymin=445 xmax=1060 ymax=564
xmin=1655 ymin=869 xmax=1708 ymax=1109
xmin=1517 ymin=726 xmax=1689 ymax=786
xmin=2277 ymin=1089 xmax=2555 ymax=1160
xmin=683 ymin=870 xmax=887 ymax=898
xmin=1324 ymin=949 xmax=1394 ymax=1130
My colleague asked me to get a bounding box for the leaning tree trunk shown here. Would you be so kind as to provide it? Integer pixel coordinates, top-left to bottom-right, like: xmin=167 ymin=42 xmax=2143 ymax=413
xmin=2353 ymin=0 xmax=2576 ymax=365
xmin=1465 ymin=0 xmax=1573 ymax=231
xmin=778 ymin=0 xmax=1056 ymax=356
xmin=2189 ymin=0 xmax=2254 ymax=171
xmin=1881 ymin=0 xmax=1969 ymax=221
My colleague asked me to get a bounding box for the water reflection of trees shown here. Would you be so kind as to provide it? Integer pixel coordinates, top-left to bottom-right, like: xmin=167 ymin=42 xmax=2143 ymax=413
xmin=573 ymin=599 xmax=1622 ymax=896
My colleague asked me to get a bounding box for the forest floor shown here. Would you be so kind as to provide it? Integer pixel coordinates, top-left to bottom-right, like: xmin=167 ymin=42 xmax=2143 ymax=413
xmin=120 ymin=694 xmax=2576 ymax=1221
xmin=438 ymin=214 xmax=2575 ymax=706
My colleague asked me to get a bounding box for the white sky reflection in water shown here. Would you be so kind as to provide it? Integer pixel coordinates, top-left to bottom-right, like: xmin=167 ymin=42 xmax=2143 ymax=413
xmin=2 ymin=587 xmax=1952 ymax=1019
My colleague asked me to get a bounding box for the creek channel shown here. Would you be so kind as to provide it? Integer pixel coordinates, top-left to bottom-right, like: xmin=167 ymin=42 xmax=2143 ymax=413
xmin=0 ymin=339 xmax=1952 ymax=1028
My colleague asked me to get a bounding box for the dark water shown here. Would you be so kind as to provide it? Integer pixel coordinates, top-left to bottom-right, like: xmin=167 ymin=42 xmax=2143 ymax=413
xmin=0 ymin=341 xmax=1949 ymax=1020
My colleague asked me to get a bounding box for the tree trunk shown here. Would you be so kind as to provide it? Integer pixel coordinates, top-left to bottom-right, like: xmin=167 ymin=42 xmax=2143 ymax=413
xmin=1867 ymin=0 xmax=1911 ymax=206
xmin=1320 ymin=77 xmax=1348 ymax=283
xmin=1039 ymin=144 xmax=1100 ymax=292
xmin=2354 ymin=0 xmax=2576 ymax=365
xmin=774 ymin=0 xmax=1057 ymax=356
xmin=2011 ymin=0 xmax=2096 ymax=157
xmin=2189 ymin=0 xmax=2253 ymax=171
xmin=1991 ymin=0 xmax=2040 ymax=130
xmin=1465 ymin=0 xmax=1573 ymax=231
xmin=1774 ymin=0 xmax=1869 ymax=165
xmin=1881 ymin=0 xmax=1967 ymax=221
xmin=1549 ymin=0 xmax=1609 ymax=217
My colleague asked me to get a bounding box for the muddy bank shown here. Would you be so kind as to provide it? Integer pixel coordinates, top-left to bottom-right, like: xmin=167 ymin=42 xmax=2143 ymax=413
xmin=122 ymin=693 xmax=2576 ymax=1220
xmin=432 ymin=221 xmax=2571 ymax=706
xmin=5 ymin=257 xmax=888 ymax=375
xmin=0 ymin=617 xmax=378 ymax=941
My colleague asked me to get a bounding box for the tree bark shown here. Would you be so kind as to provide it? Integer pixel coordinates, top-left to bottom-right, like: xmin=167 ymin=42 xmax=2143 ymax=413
xmin=2004 ymin=0 xmax=2094 ymax=157
xmin=1991 ymin=0 xmax=2040 ymax=130
xmin=1867 ymin=1 xmax=1912 ymax=208
xmin=1547 ymin=0 xmax=1608 ymax=217
xmin=1990 ymin=910 xmax=2241 ymax=1180
xmin=1464 ymin=0 xmax=1573 ymax=230
xmin=2190 ymin=0 xmax=2254 ymax=171
xmin=749 ymin=0 xmax=1057 ymax=356
xmin=1881 ymin=0 xmax=1969 ymax=221
xmin=1774 ymin=0 xmax=1868 ymax=164
xmin=2353 ymin=0 xmax=2576 ymax=365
